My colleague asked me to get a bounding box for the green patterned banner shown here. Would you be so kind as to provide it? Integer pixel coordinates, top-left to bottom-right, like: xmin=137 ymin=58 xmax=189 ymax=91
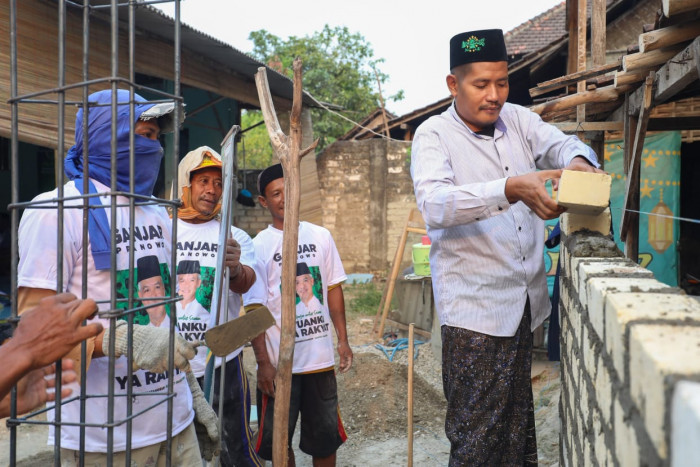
xmin=544 ymin=131 xmax=681 ymax=293
xmin=605 ymin=131 xmax=681 ymax=286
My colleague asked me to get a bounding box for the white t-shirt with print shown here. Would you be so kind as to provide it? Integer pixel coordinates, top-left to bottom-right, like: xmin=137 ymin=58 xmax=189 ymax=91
xmin=175 ymin=219 xmax=259 ymax=378
xmin=17 ymin=180 xmax=193 ymax=452
xmin=252 ymin=221 xmax=346 ymax=373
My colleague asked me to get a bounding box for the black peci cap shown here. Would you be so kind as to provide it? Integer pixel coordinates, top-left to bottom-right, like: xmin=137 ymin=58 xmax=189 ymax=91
xmin=450 ymin=29 xmax=508 ymax=70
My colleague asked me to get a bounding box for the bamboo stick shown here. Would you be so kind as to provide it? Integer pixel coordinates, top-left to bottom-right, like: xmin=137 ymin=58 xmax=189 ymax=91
xmin=407 ymin=323 xmax=415 ymax=467
xmin=622 ymin=43 xmax=687 ymax=72
xmin=639 ymin=20 xmax=700 ymax=53
xmin=254 ymin=59 xmax=318 ymax=467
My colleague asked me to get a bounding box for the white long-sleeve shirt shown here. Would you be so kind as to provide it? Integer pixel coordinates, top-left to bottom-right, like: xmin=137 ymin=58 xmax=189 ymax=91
xmin=411 ymin=101 xmax=598 ymax=336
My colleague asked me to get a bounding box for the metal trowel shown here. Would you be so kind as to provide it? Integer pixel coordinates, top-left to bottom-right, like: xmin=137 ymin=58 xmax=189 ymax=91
xmin=203 ymin=305 xmax=275 ymax=357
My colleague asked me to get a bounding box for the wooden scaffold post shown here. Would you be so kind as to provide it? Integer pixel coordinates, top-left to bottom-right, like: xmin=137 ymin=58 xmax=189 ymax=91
xmin=255 ymin=58 xmax=319 ymax=467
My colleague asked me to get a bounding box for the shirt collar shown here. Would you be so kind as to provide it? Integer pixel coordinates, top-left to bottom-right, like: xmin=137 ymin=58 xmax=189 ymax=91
xmin=448 ymin=100 xmax=507 ymax=139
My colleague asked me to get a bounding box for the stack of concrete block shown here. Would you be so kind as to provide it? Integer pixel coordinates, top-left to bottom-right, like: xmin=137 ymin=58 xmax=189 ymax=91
xmin=556 ymin=170 xmax=700 ymax=466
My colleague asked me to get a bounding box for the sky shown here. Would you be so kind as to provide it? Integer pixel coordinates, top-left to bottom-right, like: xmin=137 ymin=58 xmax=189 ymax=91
xmin=156 ymin=0 xmax=564 ymax=116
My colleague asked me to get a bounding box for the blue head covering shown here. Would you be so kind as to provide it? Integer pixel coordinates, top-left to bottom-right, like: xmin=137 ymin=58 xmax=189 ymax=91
xmin=64 ymin=89 xmax=167 ymax=270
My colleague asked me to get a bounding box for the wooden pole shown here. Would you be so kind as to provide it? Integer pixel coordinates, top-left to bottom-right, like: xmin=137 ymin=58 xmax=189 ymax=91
xmin=375 ymin=224 xmax=426 ymax=341
xmin=614 ymin=68 xmax=656 ymax=87
xmin=374 ymin=223 xmax=409 ymax=338
xmin=254 ymin=59 xmax=318 ymax=467
xmin=662 ymin=0 xmax=700 ymax=18
xmin=621 ymin=72 xmax=655 ymax=252
xmin=576 ymin=0 xmax=587 ymax=141
xmin=567 ymin=0 xmax=579 ymax=74
xmin=622 ymin=43 xmax=686 ymax=72
xmin=592 ymin=0 xmax=607 ymax=67
xmin=407 ymin=323 xmax=415 ymax=467
xmin=639 ymin=20 xmax=700 ymax=53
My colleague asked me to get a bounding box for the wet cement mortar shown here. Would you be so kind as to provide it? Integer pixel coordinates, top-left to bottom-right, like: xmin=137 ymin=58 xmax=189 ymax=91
xmin=1 ymin=317 xmax=562 ymax=466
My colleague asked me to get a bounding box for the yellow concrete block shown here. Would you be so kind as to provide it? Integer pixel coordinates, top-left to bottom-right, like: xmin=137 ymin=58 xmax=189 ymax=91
xmin=561 ymin=208 xmax=612 ymax=236
xmin=557 ymin=170 xmax=612 ymax=214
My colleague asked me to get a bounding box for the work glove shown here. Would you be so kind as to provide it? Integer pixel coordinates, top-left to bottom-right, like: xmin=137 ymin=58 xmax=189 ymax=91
xmin=102 ymin=320 xmax=197 ymax=373
xmin=187 ymin=371 xmax=221 ymax=461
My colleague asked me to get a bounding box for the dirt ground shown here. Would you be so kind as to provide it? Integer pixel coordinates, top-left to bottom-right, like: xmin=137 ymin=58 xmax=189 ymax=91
xmin=0 ymin=291 xmax=562 ymax=466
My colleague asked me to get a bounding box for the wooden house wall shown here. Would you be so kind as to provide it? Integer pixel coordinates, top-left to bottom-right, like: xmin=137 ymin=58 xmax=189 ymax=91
xmin=0 ymin=1 xmax=290 ymax=151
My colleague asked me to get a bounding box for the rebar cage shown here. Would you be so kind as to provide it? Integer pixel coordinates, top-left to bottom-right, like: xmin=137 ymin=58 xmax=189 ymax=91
xmin=8 ymin=1 xmax=185 ymax=465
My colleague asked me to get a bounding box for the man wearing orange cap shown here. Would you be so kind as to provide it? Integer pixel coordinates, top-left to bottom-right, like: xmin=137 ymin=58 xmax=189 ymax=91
xmin=411 ymin=30 xmax=605 ymax=465
xmin=175 ymin=146 xmax=264 ymax=466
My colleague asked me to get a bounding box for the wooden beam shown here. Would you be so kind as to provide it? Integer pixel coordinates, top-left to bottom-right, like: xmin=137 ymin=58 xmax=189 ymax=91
xmin=655 ymin=37 xmax=700 ymax=104
xmin=530 ymin=84 xmax=631 ymax=115
xmin=621 ymin=72 xmax=655 ymax=250
xmin=540 ymin=99 xmax=625 ymax=122
xmin=662 ymin=0 xmax=700 ymax=18
xmin=592 ymin=0 xmax=607 ymax=66
xmin=639 ymin=20 xmax=700 ymax=53
xmin=551 ymin=121 xmax=624 ymax=132
xmin=615 ymin=68 xmax=658 ymax=87
xmin=529 ymin=62 xmax=620 ymax=97
xmin=622 ymin=43 xmax=687 ymax=72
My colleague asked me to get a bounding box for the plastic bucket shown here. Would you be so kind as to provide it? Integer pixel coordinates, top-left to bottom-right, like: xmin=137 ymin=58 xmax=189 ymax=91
xmin=412 ymin=243 xmax=431 ymax=276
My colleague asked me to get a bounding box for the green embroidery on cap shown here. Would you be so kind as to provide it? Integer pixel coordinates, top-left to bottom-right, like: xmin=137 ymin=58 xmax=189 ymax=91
xmin=462 ymin=36 xmax=485 ymax=52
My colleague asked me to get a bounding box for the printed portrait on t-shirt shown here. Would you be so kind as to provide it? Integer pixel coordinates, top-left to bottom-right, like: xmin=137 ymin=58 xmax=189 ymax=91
xmin=175 ymin=259 xmax=211 ymax=318
xmin=115 ymin=254 xmax=172 ymax=326
xmin=293 ymin=262 xmax=330 ymax=343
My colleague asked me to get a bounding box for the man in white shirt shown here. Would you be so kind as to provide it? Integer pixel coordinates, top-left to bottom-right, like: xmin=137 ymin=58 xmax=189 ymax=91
xmin=411 ymin=29 xmax=605 ymax=465
xmin=17 ymin=89 xmax=215 ymax=465
xmin=251 ymin=163 xmax=352 ymax=467
xmin=175 ymin=146 xmax=263 ymax=466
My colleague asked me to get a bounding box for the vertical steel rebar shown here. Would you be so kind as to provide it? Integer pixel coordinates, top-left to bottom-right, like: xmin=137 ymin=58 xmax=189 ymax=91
xmin=165 ymin=3 xmax=183 ymax=464
xmin=107 ymin=1 xmax=120 ymax=462
xmin=79 ymin=1 xmax=91 ymax=464
xmin=126 ymin=3 xmax=137 ymax=464
xmin=55 ymin=1 xmax=68 ymax=461
xmin=8 ymin=0 xmax=19 ymax=461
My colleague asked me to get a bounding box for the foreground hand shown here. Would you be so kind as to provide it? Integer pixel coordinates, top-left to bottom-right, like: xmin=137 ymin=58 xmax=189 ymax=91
xmin=225 ymin=238 xmax=242 ymax=277
xmin=0 ymin=359 xmax=78 ymax=418
xmin=505 ymin=170 xmax=565 ymax=220
xmin=256 ymin=361 xmax=277 ymax=397
xmin=337 ymin=341 xmax=353 ymax=373
xmin=103 ymin=321 xmax=197 ymax=373
xmin=12 ymin=294 xmax=102 ymax=370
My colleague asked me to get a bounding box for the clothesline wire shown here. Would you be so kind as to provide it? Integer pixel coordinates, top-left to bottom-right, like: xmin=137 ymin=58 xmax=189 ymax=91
xmin=609 ymin=206 xmax=700 ymax=225
xmin=311 ymin=97 xmax=406 ymax=143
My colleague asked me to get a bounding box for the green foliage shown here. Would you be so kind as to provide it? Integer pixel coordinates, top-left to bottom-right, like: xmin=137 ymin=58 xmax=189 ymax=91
xmin=347 ymin=282 xmax=383 ymax=316
xmin=247 ymin=25 xmax=403 ymax=151
xmin=240 ymin=110 xmax=274 ymax=169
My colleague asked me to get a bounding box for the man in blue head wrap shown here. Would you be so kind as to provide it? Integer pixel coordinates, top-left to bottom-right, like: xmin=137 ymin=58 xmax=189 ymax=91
xmin=17 ymin=89 xmax=220 ymax=464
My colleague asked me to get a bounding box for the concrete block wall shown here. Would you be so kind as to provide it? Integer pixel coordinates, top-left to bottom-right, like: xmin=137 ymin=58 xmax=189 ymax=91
xmin=317 ymin=139 xmax=414 ymax=273
xmin=559 ymin=225 xmax=700 ymax=466
xmin=234 ymin=203 xmax=270 ymax=238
